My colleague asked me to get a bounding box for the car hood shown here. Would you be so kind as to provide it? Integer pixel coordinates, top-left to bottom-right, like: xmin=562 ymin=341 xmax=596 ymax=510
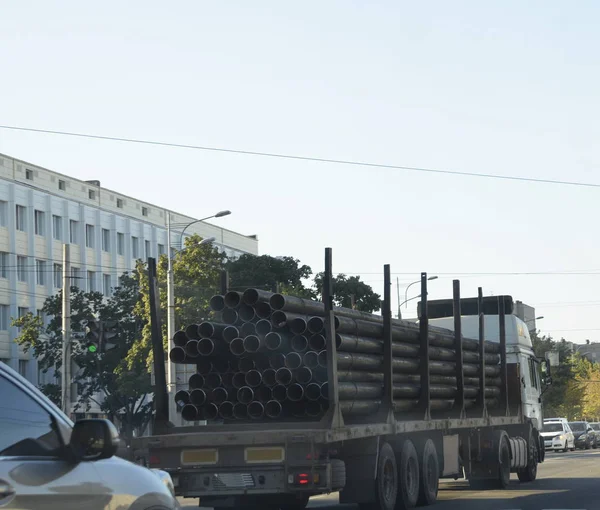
xmin=573 ymin=431 xmax=587 ymax=438
xmin=95 ymin=456 xmax=179 ymax=509
xmin=540 ymin=431 xmax=563 ymax=438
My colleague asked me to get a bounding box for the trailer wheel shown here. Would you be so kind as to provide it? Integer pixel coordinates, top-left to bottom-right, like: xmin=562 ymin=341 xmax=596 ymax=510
xmin=396 ymin=439 xmax=420 ymax=509
xmin=517 ymin=430 xmax=538 ymax=483
xmin=359 ymin=441 xmax=398 ymax=510
xmin=469 ymin=431 xmax=510 ymax=490
xmin=416 ymin=439 xmax=439 ymax=506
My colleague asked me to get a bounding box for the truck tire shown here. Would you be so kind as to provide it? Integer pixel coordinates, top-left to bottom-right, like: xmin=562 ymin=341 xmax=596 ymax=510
xmin=396 ymin=439 xmax=420 ymax=510
xmin=517 ymin=430 xmax=538 ymax=483
xmin=359 ymin=441 xmax=398 ymax=510
xmin=331 ymin=459 xmax=346 ymax=490
xmin=416 ymin=439 xmax=439 ymax=506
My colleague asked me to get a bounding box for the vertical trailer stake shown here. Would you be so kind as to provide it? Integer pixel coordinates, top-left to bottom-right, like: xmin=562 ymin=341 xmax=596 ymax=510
xmin=477 ymin=287 xmax=487 ymax=417
xmin=381 ymin=264 xmax=394 ymax=424
xmin=419 ymin=272 xmax=431 ymax=419
xmin=319 ymin=248 xmax=344 ymax=428
xmin=452 ymin=280 xmax=465 ymax=418
xmin=498 ymin=297 xmax=509 ymax=416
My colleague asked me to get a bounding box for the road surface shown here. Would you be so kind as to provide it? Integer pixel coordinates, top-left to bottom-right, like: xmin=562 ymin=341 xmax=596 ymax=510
xmin=180 ymin=450 xmax=600 ymax=509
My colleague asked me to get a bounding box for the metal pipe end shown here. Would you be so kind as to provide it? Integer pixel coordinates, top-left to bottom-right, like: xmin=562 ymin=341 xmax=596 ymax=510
xmin=242 ymin=288 xmax=261 ymax=305
xmin=173 ymin=330 xmax=189 ymax=347
xmin=265 ymin=400 xmax=282 ymax=418
xmin=275 ymin=368 xmax=293 ymax=386
xmin=245 ymin=369 xmax=262 ymax=388
xmin=305 ymin=383 xmax=322 ymax=401
xmin=254 ymin=301 xmax=272 ymax=319
xmin=256 ymin=385 xmax=273 ymax=402
xmin=239 ymin=303 xmax=256 ymax=322
xmin=303 ymin=351 xmax=319 ymax=369
xmin=230 ymin=338 xmax=246 ymax=356
xmin=269 ymin=293 xmax=286 ymax=311
xmin=320 ymin=382 xmax=329 ymax=400
xmin=243 ymin=335 xmax=261 ymax=353
xmin=169 ymin=347 xmax=187 ymax=364
xmin=287 ymin=383 xmax=304 ymax=402
xmin=205 ymin=373 xmax=222 ymax=390
xmin=291 ymin=335 xmax=308 ymax=353
xmin=265 ymin=332 xmax=282 ymax=351
xmin=197 ymin=338 xmax=215 ymax=356
xmin=223 ymin=326 xmax=240 ymax=343
xmin=296 ymin=366 xmax=313 ymax=385
xmin=224 ymin=291 xmax=242 ymax=309
xmin=317 ymin=350 xmax=327 ymax=368
xmin=198 ymin=321 xmax=215 ymax=338
xmin=190 ymin=388 xmax=207 ymax=406
xmin=188 ymin=373 xmax=205 ymax=390
xmin=256 ymin=319 xmax=272 ymax=337
xmin=237 ymin=386 xmax=254 ymax=404
xmin=222 ymin=308 xmax=239 ymax=325
xmin=219 ymin=401 xmax=235 ymax=419
xmin=241 ymin=322 xmax=257 ymax=337
xmin=184 ymin=340 xmax=200 ymax=358
xmin=269 ymin=353 xmax=286 ymax=369
xmin=233 ymin=402 xmax=248 ymax=419
xmin=309 ymin=334 xmax=326 ymax=352
xmin=174 ymin=390 xmax=190 ymax=407
xmin=248 ymin=401 xmax=265 ymax=419
xmin=271 ymin=310 xmax=287 ymax=329
xmin=209 ymin=295 xmax=226 ymax=312
xmin=285 ymin=352 xmax=303 ymax=370
xmin=290 ymin=318 xmax=307 ymax=335
xmin=196 ymin=359 xmax=213 ymax=375
xmin=262 ymin=368 xmax=277 ymax=387
xmin=232 ymin=372 xmax=247 ymax=389
xmin=181 ymin=404 xmax=198 ymax=421
xmin=307 ymin=316 xmax=324 ymax=334
xmin=272 ymin=384 xmax=288 ymax=402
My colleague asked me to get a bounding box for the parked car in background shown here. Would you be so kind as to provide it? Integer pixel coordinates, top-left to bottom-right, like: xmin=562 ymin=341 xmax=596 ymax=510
xmin=569 ymin=421 xmax=597 ymax=449
xmin=542 ymin=419 xmax=575 ymax=452
xmin=0 ymin=361 xmax=179 ymax=509
xmin=590 ymin=422 xmax=600 ymax=436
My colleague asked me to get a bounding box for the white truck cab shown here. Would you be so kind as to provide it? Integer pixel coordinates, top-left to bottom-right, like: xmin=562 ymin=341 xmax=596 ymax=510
xmin=423 ymin=296 xmax=544 ymax=429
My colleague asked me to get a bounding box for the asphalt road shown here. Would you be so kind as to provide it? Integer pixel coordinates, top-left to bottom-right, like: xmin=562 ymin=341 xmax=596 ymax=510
xmin=180 ymin=449 xmax=600 ymax=509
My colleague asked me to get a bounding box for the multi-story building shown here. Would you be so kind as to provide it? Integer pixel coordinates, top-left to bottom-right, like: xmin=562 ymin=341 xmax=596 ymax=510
xmin=0 ymin=152 xmax=258 ymax=389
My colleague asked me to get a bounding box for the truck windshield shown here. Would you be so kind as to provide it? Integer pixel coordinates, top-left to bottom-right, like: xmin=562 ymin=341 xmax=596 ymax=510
xmin=569 ymin=422 xmax=586 ymax=431
xmin=543 ymin=423 xmax=564 ymax=432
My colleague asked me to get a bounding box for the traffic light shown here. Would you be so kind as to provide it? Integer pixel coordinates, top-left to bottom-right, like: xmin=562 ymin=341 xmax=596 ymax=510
xmin=102 ymin=320 xmax=119 ymax=352
xmin=84 ymin=319 xmax=101 ymax=353
xmin=83 ymin=319 xmax=119 ymax=354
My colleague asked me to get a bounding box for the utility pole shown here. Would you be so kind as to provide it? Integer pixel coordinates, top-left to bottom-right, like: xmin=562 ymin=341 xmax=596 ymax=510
xmin=166 ymin=212 xmax=177 ymax=424
xmin=61 ymin=244 xmax=71 ymax=417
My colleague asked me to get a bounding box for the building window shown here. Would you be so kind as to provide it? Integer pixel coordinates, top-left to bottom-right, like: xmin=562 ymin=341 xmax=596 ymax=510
xmin=89 ymin=189 xmax=96 ymax=200
xmin=18 ymin=359 xmax=28 ymax=377
xmin=142 ymin=207 xmax=148 ymax=217
xmin=71 ymin=267 xmax=80 ymax=288
xmin=25 ymin=169 xmax=33 ymax=180
xmin=145 ymin=240 xmax=151 ymax=258
xmin=158 ymin=244 xmax=165 ymax=256
xmin=36 ymin=309 xmax=47 ymax=325
xmin=0 ymin=252 xmax=7 ymax=278
xmin=53 ymin=264 xmax=63 ymax=288
xmin=52 ymin=215 xmax=62 ymax=241
xmin=85 ymin=224 xmax=95 ymax=248
xmin=0 ymin=201 xmax=7 ymax=227
xmin=0 ymin=305 xmax=9 ymax=330
xmin=17 ymin=256 xmax=27 ymax=282
xmin=87 ymin=271 xmax=96 ymax=292
xmin=102 ymin=229 xmax=110 ymax=252
xmin=131 ymin=237 xmax=139 ymax=258
xmin=34 ymin=210 xmax=45 ymax=236
xmin=35 ymin=260 xmax=46 ymax=286
xmin=103 ymin=274 xmax=111 ymax=296
xmin=116 ymin=198 xmax=123 ymax=208
xmin=15 ymin=205 xmax=26 ymax=232
xmin=117 ymin=233 xmax=124 ymax=255
xmin=69 ymin=220 xmax=79 ymax=243
xmin=58 ymin=179 xmax=66 ymax=190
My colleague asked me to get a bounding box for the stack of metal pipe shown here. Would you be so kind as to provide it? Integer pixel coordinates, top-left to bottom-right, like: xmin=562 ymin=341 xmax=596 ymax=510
xmin=169 ymin=289 xmax=502 ymax=422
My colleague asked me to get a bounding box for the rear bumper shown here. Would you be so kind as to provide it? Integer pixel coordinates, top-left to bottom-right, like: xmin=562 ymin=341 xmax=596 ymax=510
xmin=174 ymin=463 xmax=332 ymax=499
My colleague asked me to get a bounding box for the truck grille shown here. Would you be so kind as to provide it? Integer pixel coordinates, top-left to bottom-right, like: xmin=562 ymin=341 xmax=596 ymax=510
xmin=212 ymin=473 xmax=255 ymax=490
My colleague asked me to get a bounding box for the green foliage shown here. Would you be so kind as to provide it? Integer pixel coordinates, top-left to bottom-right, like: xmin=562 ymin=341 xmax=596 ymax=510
xmin=12 ymin=272 xmax=152 ymax=445
xmin=314 ymin=273 xmax=381 ymax=313
xmin=227 ymin=254 xmax=315 ymax=298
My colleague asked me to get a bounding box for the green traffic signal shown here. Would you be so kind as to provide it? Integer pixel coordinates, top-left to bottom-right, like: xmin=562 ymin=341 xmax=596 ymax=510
xmin=88 ymin=344 xmax=98 ymax=353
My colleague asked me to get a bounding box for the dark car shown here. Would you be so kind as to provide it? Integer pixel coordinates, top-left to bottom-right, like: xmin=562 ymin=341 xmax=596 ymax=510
xmin=569 ymin=421 xmax=597 ymax=449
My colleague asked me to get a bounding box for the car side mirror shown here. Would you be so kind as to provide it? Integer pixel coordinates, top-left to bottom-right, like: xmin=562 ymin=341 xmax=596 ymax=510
xmin=70 ymin=419 xmax=120 ymax=461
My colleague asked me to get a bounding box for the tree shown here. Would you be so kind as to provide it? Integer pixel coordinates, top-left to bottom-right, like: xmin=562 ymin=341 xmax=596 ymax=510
xmin=314 ymin=273 xmax=381 ymax=313
xmin=227 ymin=254 xmax=315 ymax=298
xmin=12 ymin=272 xmax=153 ymax=446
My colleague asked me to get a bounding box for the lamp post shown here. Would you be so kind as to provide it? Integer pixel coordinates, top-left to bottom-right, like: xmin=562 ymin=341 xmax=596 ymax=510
xmin=166 ymin=209 xmax=230 ymax=423
xmin=397 ymin=276 xmax=438 ymax=319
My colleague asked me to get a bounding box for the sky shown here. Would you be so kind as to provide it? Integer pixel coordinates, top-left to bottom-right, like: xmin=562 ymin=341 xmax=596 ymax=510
xmin=1 ymin=1 xmax=600 ymax=343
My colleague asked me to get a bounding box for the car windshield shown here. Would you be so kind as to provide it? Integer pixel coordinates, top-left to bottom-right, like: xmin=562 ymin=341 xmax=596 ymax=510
xmin=569 ymin=422 xmax=586 ymax=431
xmin=591 ymin=424 xmax=600 ymax=431
xmin=544 ymin=423 xmax=564 ymax=432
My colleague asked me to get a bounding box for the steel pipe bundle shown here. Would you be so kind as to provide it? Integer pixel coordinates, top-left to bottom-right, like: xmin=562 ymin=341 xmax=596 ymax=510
xmin=171 ymin=288 xmax=504 ymax=422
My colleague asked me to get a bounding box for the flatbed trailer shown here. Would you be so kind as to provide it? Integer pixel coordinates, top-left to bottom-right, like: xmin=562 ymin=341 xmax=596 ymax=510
xmin=134 ymin=249 xmax=547 ymax=510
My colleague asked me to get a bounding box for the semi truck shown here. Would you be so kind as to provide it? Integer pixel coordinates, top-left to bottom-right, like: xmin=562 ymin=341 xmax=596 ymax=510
xmin=133 ymin=249 xmax=548 ymax=510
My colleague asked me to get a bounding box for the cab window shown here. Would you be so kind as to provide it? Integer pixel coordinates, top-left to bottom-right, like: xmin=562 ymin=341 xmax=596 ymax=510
xmin=0 ymin=374 xmax=63 ymax=456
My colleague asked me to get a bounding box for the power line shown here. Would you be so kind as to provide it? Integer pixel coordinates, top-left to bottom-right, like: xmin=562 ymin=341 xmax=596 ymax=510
xmin=2 ymin=124 xmax=600 ymax=189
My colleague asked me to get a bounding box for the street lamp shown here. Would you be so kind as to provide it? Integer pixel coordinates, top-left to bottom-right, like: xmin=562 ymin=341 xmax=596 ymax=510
xmin=525 ymin=316 xmax=544 ymax=323
xmin=166 ymin=211 xmax=230 ymax=424
xmin=399 ymin=294 xmax=422 ymax=308
xmin=397 ymin=275 xmax=438 ymax=319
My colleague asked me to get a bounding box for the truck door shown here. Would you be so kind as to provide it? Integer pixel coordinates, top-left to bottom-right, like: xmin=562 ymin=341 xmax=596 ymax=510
xmin=519 ymin=353 xmax=542 ymax=429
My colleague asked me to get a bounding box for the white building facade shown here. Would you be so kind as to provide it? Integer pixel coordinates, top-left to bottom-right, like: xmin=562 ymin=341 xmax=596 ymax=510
xmin=0 ymin=152 xmax=258 ymax=389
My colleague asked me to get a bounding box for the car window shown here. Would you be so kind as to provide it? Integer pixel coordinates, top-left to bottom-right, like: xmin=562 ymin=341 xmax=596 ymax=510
xmin=0 ymin=374 xmax=64 ymax=456
xmin=543 ymin=423 xmax=563 ymax=432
